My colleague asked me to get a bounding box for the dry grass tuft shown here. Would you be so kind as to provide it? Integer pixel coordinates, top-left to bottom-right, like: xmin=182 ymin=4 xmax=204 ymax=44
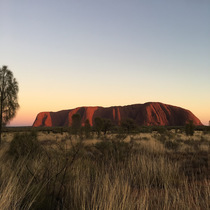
xmin=0 ymin=130 xmax=209 ymax=209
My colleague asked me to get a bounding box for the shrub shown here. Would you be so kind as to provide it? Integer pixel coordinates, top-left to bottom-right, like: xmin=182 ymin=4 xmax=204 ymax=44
xmin=156 ymin=126 xmax=167 ymax=134
xmin=8 ymin=132 xmax=41 ymax=159
xmin=94 ymin=117 xmax=103 ymax=137
xmin=164 ymin=140 xmax=180 ymax=151
xmin=71 ymin=114 xmax=81 ymax=135
xmin=121 ymin=118 xmax=137 ymax=134
xmin=94 ymin=140 xmax=133 ymax=163
xmin=84 ymin=119 xmax=91 ymax=138
xmin=185 ymin=120 xmax=195 ymax=136
xmin=139 ymin=126 xmax=152 ymax=133
xmin=102 ymin=118 xmax=113 ymax=135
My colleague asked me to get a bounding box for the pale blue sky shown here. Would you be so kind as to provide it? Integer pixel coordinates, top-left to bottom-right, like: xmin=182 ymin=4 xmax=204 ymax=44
xmin=1 ymin=0 xmax=210 ymax=125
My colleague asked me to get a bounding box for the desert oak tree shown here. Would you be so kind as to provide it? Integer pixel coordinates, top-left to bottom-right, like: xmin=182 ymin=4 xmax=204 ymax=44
xmin=0 ymin=66 xmax=19 ymax=144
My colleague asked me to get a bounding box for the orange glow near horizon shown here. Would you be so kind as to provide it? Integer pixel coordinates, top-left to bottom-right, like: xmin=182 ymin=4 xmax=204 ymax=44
xmin=1 ymin=1 xmax=210 ymax=127
xmin=9 ymin=103 xmax=210 ymax=126
xmin=9 ymin=113 xmax=35 ymax=126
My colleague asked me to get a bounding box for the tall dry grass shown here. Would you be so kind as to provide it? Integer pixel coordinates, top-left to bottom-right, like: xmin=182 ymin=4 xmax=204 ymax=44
xmin=0 ymin=132 xmax=209 ymax=209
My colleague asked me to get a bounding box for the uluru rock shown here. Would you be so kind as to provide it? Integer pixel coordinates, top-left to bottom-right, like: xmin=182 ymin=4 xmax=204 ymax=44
xmin=33 ymin=102 xmax=203 ymax=127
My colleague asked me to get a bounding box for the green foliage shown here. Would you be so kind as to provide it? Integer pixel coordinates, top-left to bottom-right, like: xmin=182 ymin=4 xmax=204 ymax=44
xmin=8 ymin=132 xmax=41 ymax=159
xmin=121 ymin=118 xmax=137 ymax=133
xmin=71 ymin=113 xmax=81 ymax=135
xmin=0 ymin=66 xmax=19 ymax=143
xmin=84 ymin=119 xmax=91 ymax=138
xmin=94 ymin=117 xmax=103 ymax=137
xmin=185 ymin=120 xmax=195 ymax=136
xmin=102 ymin=118 xmax=112 ymax=134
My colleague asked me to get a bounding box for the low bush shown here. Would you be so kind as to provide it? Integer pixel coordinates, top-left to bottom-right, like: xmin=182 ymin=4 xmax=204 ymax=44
xmin=93 ymin=140 xmax=133 ymax=163
xmin=8 ymin=132 xmax=41 ymax=159
xmin=164 ymin=140 xmax=180 ymax=151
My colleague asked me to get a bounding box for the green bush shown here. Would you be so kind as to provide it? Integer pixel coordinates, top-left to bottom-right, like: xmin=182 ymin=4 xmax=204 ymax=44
xmin=121 ymin=118 xmax=137 ymax=134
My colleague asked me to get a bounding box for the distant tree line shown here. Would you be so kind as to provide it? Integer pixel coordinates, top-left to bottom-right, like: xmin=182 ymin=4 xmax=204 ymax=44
xmin=69 ymin=114 xmax=142 ymax=138
xmin=68 ymin=114 xmax=198 ymax=138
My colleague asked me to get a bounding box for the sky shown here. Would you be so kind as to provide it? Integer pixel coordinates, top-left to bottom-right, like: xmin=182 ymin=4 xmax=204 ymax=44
xmin=0 ymin=0 xmax=210 ymax=126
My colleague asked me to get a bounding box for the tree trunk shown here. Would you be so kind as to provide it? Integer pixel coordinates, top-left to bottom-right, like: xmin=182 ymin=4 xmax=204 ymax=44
xmin=0 ymin=71 xmax=4 ymax=145
xmin=0 ymin=118 xmax=2 ymax=145
xmin=0 ymin=89 xmax=3 ymax=145
xmin=0 ymin=96 xmax=3 ymax=145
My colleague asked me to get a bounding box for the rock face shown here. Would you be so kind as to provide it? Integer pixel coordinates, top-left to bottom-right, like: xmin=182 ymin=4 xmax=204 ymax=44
xmin=33 ymin=102 xmax=203 ymax=127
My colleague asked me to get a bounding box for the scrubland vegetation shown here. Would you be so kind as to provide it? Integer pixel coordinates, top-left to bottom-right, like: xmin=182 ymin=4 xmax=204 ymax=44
xmin=0 ymin=126 xmax=209 ymax=209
